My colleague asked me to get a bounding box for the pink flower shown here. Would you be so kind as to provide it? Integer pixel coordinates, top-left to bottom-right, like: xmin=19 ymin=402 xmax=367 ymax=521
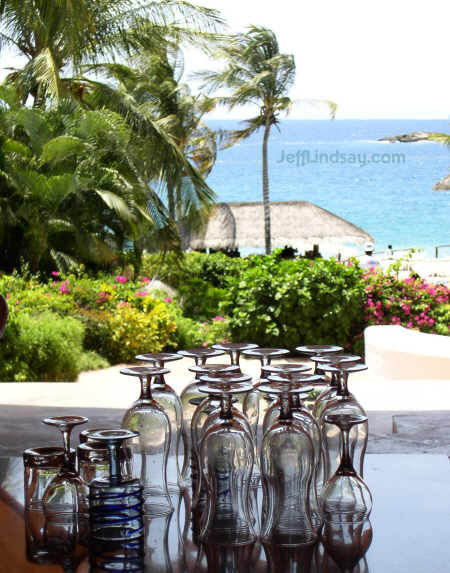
xmin=59 ymin=284 xmax=70 ymax=294
xmin=428 ymin=318 xmax=435 ymax=326
xmin=213 ymin=315 xmax=226 ymax=322
xmin=51 ymin=271 xmax=60 ymax=277
xmin=117 ymin=301 xmax=129 ymax=308
xmin=44 ymin=293 xmax=51 ymax=298
xmin=115 ymin=275 xmax=127 ymax=284
xmin=6 ymin=294 xmax=10 ymax=299
xmin=164 ymin=296 xmax=173 ymax=303
xmin=135 ymin=291 xmax=147 ymax=297
xmin=140 ymin=277 xmax=151 ymax=284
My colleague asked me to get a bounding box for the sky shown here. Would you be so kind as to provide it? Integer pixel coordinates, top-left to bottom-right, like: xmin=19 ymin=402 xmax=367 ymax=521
xmin=0 ymin=0 xmax=448 ymax=120
xmin=184 ymin=0 xmax=450 ymax=119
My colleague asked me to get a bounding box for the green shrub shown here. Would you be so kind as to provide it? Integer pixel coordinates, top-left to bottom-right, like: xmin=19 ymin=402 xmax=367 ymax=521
xmin=169 ymin=313 xmax=232 ymax=349
xmin=0 ymin=310 xmax=85 ymax=381
xmin=177 ymin=278 xmax=227 ymax=321
xmin=222 ymin=256 xmax=366 ymax=349
xmin=88 ymin=298 xmax=178 ymax=363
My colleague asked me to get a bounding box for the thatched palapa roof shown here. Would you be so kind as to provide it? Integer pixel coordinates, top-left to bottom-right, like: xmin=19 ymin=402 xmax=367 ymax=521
xmin=188 ymin=201 xmax=373 ymax=252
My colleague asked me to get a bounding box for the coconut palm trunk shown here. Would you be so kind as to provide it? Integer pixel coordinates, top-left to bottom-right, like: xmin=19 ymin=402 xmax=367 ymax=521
xmin=262 ymin=119 xmax=272 ymax=254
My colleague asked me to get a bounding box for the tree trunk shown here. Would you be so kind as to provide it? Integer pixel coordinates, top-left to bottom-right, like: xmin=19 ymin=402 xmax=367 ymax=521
xmin=262 ymin=120 xmax=272 ymax=254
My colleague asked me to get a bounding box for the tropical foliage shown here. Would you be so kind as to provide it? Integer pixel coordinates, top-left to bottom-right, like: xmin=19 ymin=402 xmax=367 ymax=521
xmin=199 ymin=26 xmax=335 ymax=254
xmin=0 ymin=1 xmax=225 ymax=274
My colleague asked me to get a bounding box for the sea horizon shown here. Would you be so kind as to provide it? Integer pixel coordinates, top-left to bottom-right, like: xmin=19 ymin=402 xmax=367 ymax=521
xmin=205 ymin=118 xmax=450 ymax=258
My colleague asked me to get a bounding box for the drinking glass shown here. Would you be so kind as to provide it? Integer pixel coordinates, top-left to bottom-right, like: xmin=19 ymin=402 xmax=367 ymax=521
xmin=311 ymin=354 xmax=362 ymax=421
xmin=318 ymin=362 xmax=368 ymax=481
xmin=41 ymin=416 xmax=88 ymax=560
xmin=259 ymin=383 xmax=317 ymax=547
xmin=88 ymin=429 xmax=145 ymax=573
xmin=296 ymin=344 xmax=343 ymax=374
xmin=241 ymin=347 xmax=291 ymax=436
xmin=135 ymin=352 xmax=184 ymax=493
xmin=120 ymin=366 xmax=173 ymax=516
xmin=88 ymin=429 xmax=144 ymax=541
xmin=319 ymin=413 xmax=373 ymax=573
xmin=178 ymin=346 xmax=225 ymax=366
xmin=191 ymin=374 xmax=253 ymax=515
xmin=197 ymin=378 xmax=256 ymax=545
xmin=317 ymin=519 xmax=373 ymax=573
xmin=211 ymin=342 xmax=258 ymax=365
xmin=178 ymin=350 xmax=237 ymax=486
xmin=23 ymin=446 xmax=65 ymax=564
xmin=77 ymin=429 xmax=133 ymax=491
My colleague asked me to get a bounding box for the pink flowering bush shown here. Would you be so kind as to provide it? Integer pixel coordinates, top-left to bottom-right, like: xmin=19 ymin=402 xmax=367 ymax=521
xmin=362 ymin=271 xmax=450 ymax=337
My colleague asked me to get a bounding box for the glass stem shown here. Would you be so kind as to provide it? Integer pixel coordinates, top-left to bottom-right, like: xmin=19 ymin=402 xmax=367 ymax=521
xmin=230 ymin=350 xmax=239 ymax=365
xmin=61 ymin=427 xmax=72 ymax=468
xmin=108 ymin=443 xmax=121 ymax=482
xmin=220 ymin=394 xmax=233 ymax=419
xmin=145 ymin=375 xmax=153 ymax=400
xmin=339 ymin=427 xmax=355 ymax=473
xmin=337 ymin=372 xmax=350 ymax=397
xmin=279 ymin=394 xmax=292 ymax=420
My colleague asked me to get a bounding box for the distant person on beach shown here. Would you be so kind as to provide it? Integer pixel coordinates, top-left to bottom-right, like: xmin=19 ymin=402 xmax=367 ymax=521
xmin=359 ymin=242 xmax=381 ymax=270
xmin=386 ymin=244 xmax=394 ymax=259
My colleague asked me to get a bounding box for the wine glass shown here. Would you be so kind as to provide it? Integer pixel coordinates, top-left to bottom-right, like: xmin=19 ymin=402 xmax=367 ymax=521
xmin=211 ymin=342 xmax=258 ymax=365
xmin=120 ymin=366 xmax=173 ymax=516
xmin=177 ymin=349 xmax=237 ymax=487
xmin=191 ymin=374 xmax=253 ymax=515
xmin=42 ymin=416 xmax=88 ymax=562
xmin=135 ymin=352 xmax=184 ymax=494
xmin=296 ymin=344 xmax=343 ymax=375
xmin=178 ymin=346 xmax=225 ymax=366
xmin=318 ymin=362 xmax=368 ymax=481
xmin=259 ymin=383 xmax=317 ymax=547
xmin=262 ymin=376 xmax=323 ymax=531
xmin=197 ymin=377 xmax=256 ymax=546
xmin=311 ymin=354 xmax=362 ymax=421
xmin=319 ymin=413 xmax=373 ymax=573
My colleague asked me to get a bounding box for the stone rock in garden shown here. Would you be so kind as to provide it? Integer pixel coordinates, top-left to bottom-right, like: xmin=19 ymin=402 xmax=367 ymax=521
xmin=144 ymin=279 xmax=177 ymax=298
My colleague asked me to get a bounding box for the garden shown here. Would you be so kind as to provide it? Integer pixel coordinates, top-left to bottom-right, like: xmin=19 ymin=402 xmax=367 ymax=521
xmin=1 ymin=251 xmax=448 ymax=381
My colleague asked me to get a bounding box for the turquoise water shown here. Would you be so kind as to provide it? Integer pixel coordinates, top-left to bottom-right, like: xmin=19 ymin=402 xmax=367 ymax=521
xmin=205 ymin=119 xmax=450 ymax=257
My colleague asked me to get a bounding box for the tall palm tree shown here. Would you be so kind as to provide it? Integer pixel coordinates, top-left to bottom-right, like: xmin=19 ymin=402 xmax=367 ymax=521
xmin=200 ymin=26 xmax=335 ymax=254
xmin=0 ymin=0 xmax=223 ymax=106
xmin=83 ymin=45 xmax=219 ymax=247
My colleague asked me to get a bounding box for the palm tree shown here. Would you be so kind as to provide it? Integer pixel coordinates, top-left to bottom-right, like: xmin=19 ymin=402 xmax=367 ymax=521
xmin=82 ymin=45 xmax=219 ymax=247
xmin=0 ymin=93 xmax=175 ymax=272
xmin=200 ymin=26 xmax=336 ymax=254
xmin=0 ymin=0 xmax=223 ymax=106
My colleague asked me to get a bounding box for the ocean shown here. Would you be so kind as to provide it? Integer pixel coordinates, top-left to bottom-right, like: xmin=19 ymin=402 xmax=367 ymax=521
xmin=205 ymin=119 xmax=450 ymax=258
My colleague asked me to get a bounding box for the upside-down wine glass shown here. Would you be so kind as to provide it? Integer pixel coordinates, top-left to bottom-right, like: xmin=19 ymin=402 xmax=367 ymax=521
xmin=177 ymin=347 xmax=228 ymax=486
xmin=319 ymin=413 xmax=373 ymax=573
xmin=120 ymin=366 xmax=173 ymax=516
xmin=197 ymin=376 xmax=256 ymax=546
xmin=263 ymin=375 xmax=324 ymax=530
xmin=41 ymin=416 xmax=88 ymax=562
xmin=88 ymin=429 xmax=145 ymax=572
xmin=318 ymin=362 xmax=368 ymax=482
xmin=191 ymin=374 xmax=253 ymax=519
xmin=211 ymin=342 xmax=258 ymax=366
xmin=296 ymin=344 xmax=343 ymax=375
xmin=181 ymin=363 xmax=240 ymax=489
xmin=311 ymin=354 xmax=362 ymax=421
xmin=259 ymin=382 xmax=317 ymax=547
xmin=135 ymin=352 xmax=184 ymax=493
